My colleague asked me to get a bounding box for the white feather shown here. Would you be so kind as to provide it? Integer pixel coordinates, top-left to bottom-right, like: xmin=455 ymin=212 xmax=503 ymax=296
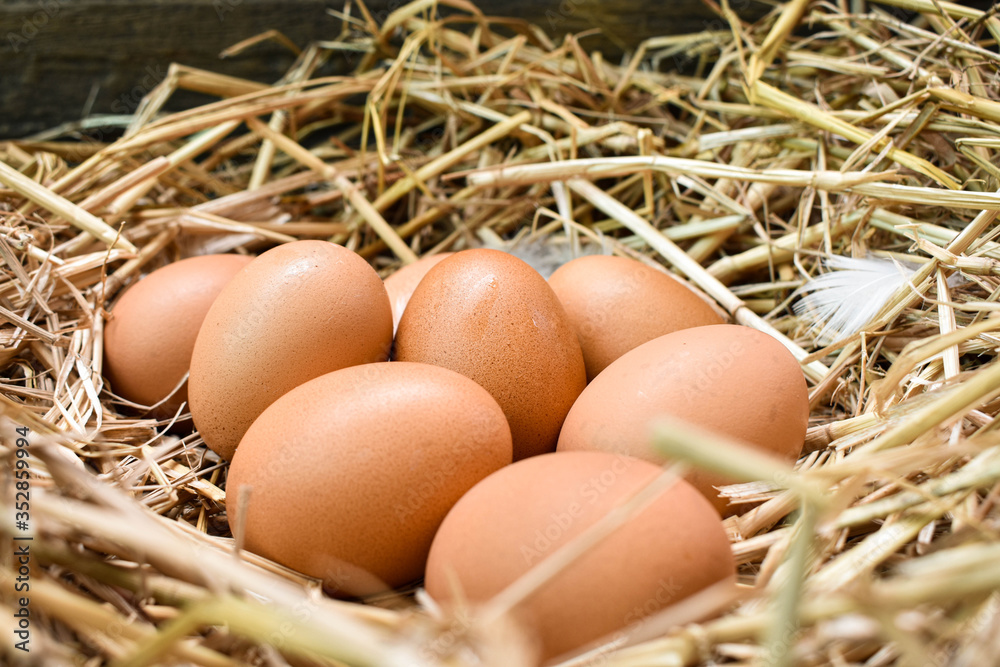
xmin=481 ymin=235 xmax=609 ymax=278
xmin=793 ymin=256 xmax=915 ymax=344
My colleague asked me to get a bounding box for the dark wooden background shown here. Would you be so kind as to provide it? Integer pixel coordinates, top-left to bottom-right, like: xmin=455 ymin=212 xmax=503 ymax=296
xmin=0 ymin=0 xmax=777 ymax=138
xmin=3 ymin=1 xmax=993 ymax=139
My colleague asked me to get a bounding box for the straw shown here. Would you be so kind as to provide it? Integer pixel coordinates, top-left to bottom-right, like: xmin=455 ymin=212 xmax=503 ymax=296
xmin=0 ymin=159 xmax=135 ymax=252
xmin=5 ymin=0 xmax=1000 ymax=664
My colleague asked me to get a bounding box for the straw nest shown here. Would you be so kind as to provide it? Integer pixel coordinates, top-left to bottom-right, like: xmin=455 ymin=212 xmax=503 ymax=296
xmin=4 ymin=0 xmax=1000 ymax=664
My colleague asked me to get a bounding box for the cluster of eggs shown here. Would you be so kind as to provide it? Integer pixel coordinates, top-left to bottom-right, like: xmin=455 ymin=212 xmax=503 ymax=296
xmin=103 ymin=240 xmax=809 ymax=661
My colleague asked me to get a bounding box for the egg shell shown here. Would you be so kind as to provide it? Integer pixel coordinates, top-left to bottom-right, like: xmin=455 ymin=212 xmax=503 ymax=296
xmin=425 ymin=451 xmax=735 ymax=661
xmin=383 ymin=252 xmax=452 ymax=333
xmin=103 ymin=253 xmax=253 ymax=418
xmin=557 ymin=324 xmax=809 ymax=514
xmin=190 ymin=240 xmax=392 ymax=460
xmin=226 ymin=361 xmax=512 ymax=597
xmin=394 ymin=248 xmax=586 ymax=461
xmin=548 ymin=254 xmax=725 ymax=381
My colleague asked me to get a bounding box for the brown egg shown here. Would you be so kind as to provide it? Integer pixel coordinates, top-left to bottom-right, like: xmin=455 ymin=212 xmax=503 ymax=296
xmin=548 ymin=254 xmax=724 ymax=381
xmin=103 ymin=253 xmax=253 ymax=418
xmin=227 ymin=361 xmax=512 ymax=597
xmin=190 ymin=240 xmax=392 ymax=460
xmin=425 ymin=451 xmax=735 ymax=661
xmin=394 ymin=249 xmax=586 ymax=461
xmin=384 ymin=253 xmax=452 ymax=333
xmin=557 ymin=324 xmax=809 ymax=515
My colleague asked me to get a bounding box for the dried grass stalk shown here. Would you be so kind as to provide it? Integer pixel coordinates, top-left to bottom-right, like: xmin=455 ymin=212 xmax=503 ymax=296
xmin=5 ymin=0 xmax=1000 ymax=665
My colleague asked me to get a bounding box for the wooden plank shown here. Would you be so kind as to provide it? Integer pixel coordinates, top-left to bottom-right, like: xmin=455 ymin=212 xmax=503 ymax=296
xmin=0 ymin=0 xmax=772 ymax=139
xmin=5 ymin=0 xmax=1000 ymax=140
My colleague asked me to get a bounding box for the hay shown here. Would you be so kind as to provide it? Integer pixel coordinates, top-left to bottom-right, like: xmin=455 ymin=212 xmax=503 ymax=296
xmin=3 ymin=0 xmax=1000 ymax=664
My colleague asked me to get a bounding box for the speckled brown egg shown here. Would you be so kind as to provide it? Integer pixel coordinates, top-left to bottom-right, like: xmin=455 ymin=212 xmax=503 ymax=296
xmin=383 ymin=252 xmax=452 ymax=333
xmin=226 ymin=361 xmax=512 ymax=597
xmin=557 ymin=324 xmax=809 ymax=515
xmin=103 ymin=253 xmax=253 ymax=418
xmin=425 ymin=451 xmax=735 ymax=661
xmin=548 ymin=254 xmax=725 ymax=381
xmin=394 ymin=248 xmax=586 ymax=461
xmin=190 ymin=240 xmax=392 ymax=460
